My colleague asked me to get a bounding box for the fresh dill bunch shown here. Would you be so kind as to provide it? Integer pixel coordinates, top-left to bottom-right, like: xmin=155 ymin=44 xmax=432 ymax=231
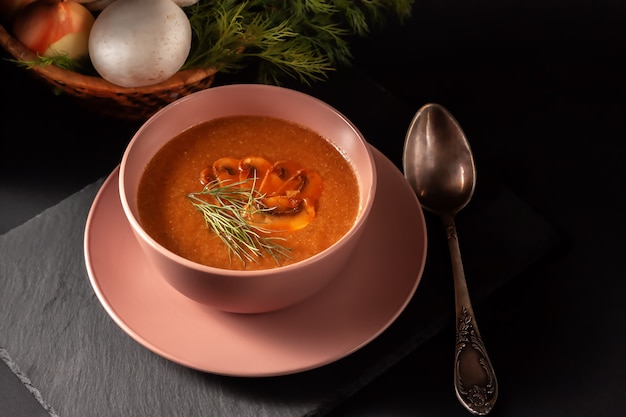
xmin=187 ymin=179 xmax=292 ymax=266
xmin=184 ymin=0 xmax=415 ymax=85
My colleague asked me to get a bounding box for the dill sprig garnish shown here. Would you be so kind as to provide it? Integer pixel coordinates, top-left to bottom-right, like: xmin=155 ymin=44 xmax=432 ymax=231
xmin=187 ymin=178 xmax=292 ymax=266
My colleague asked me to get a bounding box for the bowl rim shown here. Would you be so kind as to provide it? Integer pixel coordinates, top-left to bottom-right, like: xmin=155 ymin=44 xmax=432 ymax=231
xmin=118 ymin=83 xmax=378 ymax=276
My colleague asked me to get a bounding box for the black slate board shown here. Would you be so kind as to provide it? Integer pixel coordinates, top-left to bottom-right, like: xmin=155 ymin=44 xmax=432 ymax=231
xmin=0 ymin=164 xmax=560 ymax=417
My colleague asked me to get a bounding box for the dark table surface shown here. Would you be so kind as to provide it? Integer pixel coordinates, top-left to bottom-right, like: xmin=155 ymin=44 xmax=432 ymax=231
xmin=2 ymin=1 xmax=626 ymax=416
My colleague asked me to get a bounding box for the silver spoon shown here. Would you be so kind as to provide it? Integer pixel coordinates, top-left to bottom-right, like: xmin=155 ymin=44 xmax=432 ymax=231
xmin=402 ymin=103 xmax=498 ymax=415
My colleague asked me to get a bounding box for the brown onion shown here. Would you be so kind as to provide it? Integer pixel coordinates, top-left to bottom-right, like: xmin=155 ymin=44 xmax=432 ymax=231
xmin=12 ymin=0 xmax=94 ymax=59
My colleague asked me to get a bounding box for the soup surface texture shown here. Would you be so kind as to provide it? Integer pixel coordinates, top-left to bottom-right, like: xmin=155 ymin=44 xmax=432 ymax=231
xmin=137 ymin=115 xmax=360 ymax=270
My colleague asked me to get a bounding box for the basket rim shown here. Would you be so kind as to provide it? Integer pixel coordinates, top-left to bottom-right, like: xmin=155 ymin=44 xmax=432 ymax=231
xmin=0 ymin=23 xmax=218 ymax=95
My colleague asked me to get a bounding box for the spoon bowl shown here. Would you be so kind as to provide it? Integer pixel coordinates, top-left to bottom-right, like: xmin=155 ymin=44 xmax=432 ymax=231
xmin=403 ymin=103 xmax=476 ymax=218
xmin=403 ymin=103 xmax=498 ymax=415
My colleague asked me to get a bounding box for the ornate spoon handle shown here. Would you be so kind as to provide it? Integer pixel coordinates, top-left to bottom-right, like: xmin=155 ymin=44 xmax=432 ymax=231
xmin=445 ymin=217 xmax=498 ymax=415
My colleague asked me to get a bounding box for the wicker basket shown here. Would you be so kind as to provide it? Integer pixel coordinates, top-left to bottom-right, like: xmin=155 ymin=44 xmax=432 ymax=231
xmin=0 ymin=24 xmax=218 ymax=120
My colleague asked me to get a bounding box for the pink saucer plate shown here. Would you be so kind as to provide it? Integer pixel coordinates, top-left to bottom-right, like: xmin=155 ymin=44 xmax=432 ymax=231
xmin=84 ymin=146 xmax=427 ymax=377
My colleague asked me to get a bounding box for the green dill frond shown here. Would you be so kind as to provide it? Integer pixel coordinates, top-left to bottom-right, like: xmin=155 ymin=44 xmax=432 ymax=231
xmin=183 ymin=0 xmax=415 ymax=85
xmin=9 ymin=53 xmax=85 ymax=72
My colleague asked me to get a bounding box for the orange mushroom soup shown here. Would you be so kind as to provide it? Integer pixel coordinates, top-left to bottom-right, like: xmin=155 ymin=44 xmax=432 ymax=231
xmin=137 ymin=115 xmax=360 ymax=271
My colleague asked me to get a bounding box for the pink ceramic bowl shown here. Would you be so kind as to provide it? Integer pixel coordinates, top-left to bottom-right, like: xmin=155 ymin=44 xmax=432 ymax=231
xmin=119 ymin=84 xmax=377 ymax=313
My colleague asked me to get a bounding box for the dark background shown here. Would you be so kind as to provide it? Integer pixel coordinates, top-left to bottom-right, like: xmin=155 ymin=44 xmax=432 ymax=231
xmin=2 ymin=0 xmax=626 ymax=415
